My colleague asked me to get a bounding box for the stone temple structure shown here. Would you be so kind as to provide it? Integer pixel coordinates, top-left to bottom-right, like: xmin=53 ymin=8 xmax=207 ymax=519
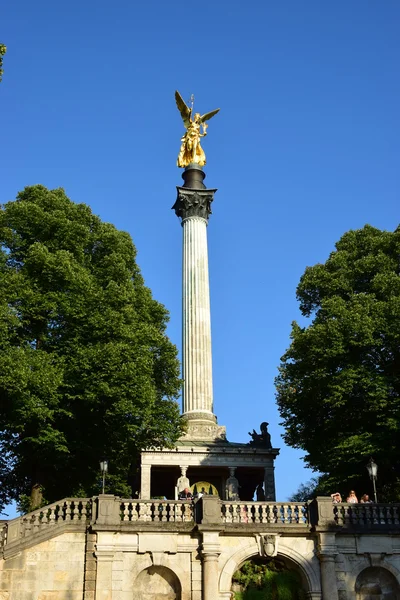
xmin=1 ymin=161 xmax=400 ymax=600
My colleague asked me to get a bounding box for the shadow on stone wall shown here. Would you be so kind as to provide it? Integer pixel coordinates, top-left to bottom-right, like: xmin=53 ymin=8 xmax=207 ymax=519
xmin=135 ymin=565 xmax=182 ymax=600
xmin=355 ymin=566 xmax=400 ymax=600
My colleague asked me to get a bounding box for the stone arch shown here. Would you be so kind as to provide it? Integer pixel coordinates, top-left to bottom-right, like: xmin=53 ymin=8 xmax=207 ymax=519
xmin=355 ymin=566 xmax=400 ymax=599
xmin=219 ymin=537 xmax=321 ymax=597
xmin=346 ymin=558 xmax=400 ymax=595
xmin=134 ymin=565 xmax=182 ymax=600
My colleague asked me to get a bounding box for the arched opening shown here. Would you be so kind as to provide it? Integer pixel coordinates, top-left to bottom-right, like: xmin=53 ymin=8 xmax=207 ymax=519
xmin=355 ymin=566 xmax=400 ymax=599
xmin=231 ymin=555 xmax=308 ymax=599
xmin=134 ymin=565 xmax=182 ymax=600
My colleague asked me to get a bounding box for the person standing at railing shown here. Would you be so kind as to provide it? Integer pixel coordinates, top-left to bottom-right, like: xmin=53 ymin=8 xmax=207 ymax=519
xmin=360 ymin=494 xmax=373 ymax=503
xmin=346 ymin=490 xmax=359 ymax=503
xmin=178 ymin=488 xmax=193 ymax=500
xmin=331 ymin=493 xmax=342 ymax=503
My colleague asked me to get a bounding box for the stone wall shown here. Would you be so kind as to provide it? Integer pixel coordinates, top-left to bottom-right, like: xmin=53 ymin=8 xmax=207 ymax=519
xmin=0 ymin=531 xmax=85 ymax=600
xmin=1 ymin=496 xmax=400 ymax=599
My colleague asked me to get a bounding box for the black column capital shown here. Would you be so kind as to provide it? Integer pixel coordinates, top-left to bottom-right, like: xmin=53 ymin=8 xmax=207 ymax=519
xmin=172 ymin=187 xmax=217 ymax=222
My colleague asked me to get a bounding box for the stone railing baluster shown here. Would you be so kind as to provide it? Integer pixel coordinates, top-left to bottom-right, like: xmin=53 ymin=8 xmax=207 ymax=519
xmin=283 ymin=504 xmax=290 ymax=524
xmin=131 ymin=502 xmax=139 ymax=521
xmin=184 ymin=502 xmax=192 ymax=522
xmin=72 ymin=501 xmax=79 ymax=521
xmin=265 ymin=503 xmax=273 ymax=524
xmin=32 ymin=513 xmax=41 ymax=535
xmin=122 ymin=501 xmax=130 ymax=522
xmin=344 ymin=504 xmax=351 ymax=526
xmin=178 ymin=502 xmax=185 ymax=522
xmin=161 ymin=503 xmax=168 ymax=522
xmin=238 ymin=504 xmax=247 ymax=523
xmin=232 ymin=504 xmax=239 ymax=523
xmin=153 ymin=502 xmax=160 ymax=522
xmin=224 ymin=503 xmax=231 ymax=522
xmin=138 ymin=502 xmax=148 ymax=522
xmin=260 ymin=503 xmax=267 ymax=524
xmin=49 ymin=506 xmax=56 ymax=525
xmin=171 ymin=503 xmax=178 ymax=522
xmin=371 ymin=504 xmax=379 ymax=525
xmin=80 ymin=501 xmax=87 ymax=521
xmin=65 ymin=500 xmax=72 ymax=521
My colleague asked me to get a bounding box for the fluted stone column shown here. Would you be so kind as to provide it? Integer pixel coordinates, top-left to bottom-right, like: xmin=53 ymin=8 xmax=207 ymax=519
xmin=201 ymin=531 xmax=221 ymax=600
xmin=318 ymin=533 xmax=338 ymax=600
xmin=173 ymin=165 xmax=225 ymax=441
xmin=182 ymin=214 xmax=213 ymax=419
xmin=140 ymin=464 xmax=151 ymax=499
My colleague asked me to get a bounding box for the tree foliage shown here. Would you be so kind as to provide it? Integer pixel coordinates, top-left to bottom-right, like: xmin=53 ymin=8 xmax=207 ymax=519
xmin=0 ymin=185 xmax=183 ymax=511
xmin=0 ymin=44 xmax=6 ymax=82
xmin=232 ymin=558 xmax=306 ymax=600
xmin=288 ymin=478 xmax=321 ymax=502
xmin=276 ymin=225 xmax=400 ymax=500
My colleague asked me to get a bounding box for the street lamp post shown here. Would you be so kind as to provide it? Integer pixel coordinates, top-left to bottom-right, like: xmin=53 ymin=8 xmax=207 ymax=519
xmin=99 ymin=459 xmax=109 ymax=495
xmin=366 ymin=458 xmax=378 ymax=503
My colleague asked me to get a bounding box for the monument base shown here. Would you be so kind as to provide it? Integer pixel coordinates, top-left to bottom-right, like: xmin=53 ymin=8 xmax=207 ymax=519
xmin=180 ymin=419 xmax=227 ymax=442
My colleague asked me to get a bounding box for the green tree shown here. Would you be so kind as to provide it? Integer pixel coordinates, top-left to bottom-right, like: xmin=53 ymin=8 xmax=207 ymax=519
xmin=0 ymin=44 xmax=6 ymax=82
xmin=288 ymin=478 xmax=320 ymax=502
xmin=276 ymin=225 xmax=400 ymax=500
xmin=0 ymin=185 xmax=183 ymax=512
xmin=232 ymin=557 xmax=306 ymax=599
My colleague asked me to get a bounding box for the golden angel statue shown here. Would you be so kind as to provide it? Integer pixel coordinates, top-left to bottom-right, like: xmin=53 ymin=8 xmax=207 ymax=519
xmin=175 ymin=90 xmax=220 ymax=168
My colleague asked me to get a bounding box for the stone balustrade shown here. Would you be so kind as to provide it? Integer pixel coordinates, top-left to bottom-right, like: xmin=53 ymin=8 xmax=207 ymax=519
xmin=120 ymin=499 xmax=194 ymax=522
xmin=2 ymin=496 xmax=400 ymax=556
xmin=333 ymin=502 xmax=400 ymax=527
xmin=20 ymin=498 xmax=91 ymax=532
xmin=4 ymin=498 xmax=91 ymax=553
xmin=221 ymin=501 xmax=308 ymax=525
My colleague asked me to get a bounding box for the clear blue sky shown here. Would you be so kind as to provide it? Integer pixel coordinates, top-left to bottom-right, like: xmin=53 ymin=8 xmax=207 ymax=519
xmin=2 ymin=0 xmax=399 ymax=509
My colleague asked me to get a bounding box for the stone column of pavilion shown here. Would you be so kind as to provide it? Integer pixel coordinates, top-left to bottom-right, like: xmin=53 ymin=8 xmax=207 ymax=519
xmin=172 ymin=163 xmax=225 ymax=441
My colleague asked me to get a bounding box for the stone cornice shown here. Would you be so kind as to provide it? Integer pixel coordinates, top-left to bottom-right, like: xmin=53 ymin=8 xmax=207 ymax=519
xmin=172 ymin=187 xmax=217 ymax=222
xmin=140 ymin=450 xmax=279 ymax=468
xmin=141 ymin=446 xmax=280 ymax=457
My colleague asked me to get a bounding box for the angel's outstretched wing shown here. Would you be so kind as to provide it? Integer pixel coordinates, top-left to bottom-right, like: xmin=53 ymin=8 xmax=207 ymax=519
xmin=175 ymin=91 xmax=192 ymax=128
xmin=200 ymin=108 xmax=220 ymax=123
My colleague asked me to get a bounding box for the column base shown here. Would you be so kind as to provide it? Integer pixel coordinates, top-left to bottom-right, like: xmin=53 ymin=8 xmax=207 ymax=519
xmin=180 ymin=417 xmax=227 ymax=442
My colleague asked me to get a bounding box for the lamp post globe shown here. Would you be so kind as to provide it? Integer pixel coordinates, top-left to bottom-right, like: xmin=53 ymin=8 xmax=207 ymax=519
xmin=366 ymin=458 xmax=378 ymax=503
xmin=100 ymin=459 xmax=109 ymax=495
